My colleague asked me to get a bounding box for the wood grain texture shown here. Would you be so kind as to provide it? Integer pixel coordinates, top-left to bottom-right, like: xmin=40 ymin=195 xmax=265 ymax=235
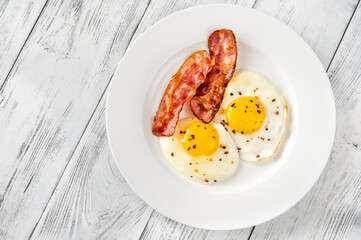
xmin=31 ymin=99 xmax=153 ymax=240
xmin=250 ymin=1 xmax=361 ymax=240
xmin=0 ymin=0 xmax=47 ymax=86
xmin=0 ymin=0 xmax=150 ymax=238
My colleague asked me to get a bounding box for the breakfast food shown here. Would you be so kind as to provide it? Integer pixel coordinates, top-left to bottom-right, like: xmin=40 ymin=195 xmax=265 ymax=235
xmin=152 ymin=29 xmax=288 ymax=184
xmin=152 ymin=50 xmax=214 ymax=136
xmin=213 ymin=70 xmax=288 ymax=162
xmin=160 ymin=118 xmax=238 ymax=183
xmin=190 ymin=29 xmax=237 ymax=123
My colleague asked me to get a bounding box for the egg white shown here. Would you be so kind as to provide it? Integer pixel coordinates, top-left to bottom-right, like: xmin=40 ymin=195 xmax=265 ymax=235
xmin=214 ymin=69 xmax=288 ymax=162
xmin=160 ymin=118 xmax=239 ymax=184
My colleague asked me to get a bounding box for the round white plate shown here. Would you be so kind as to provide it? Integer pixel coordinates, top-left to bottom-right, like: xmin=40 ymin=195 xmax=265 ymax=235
xmin=106 ymin=4 xmax=336 ymax=230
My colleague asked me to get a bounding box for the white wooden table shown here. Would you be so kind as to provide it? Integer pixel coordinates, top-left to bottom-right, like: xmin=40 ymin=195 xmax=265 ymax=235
xmin=0 ymin=0 xmax=360 ymax=239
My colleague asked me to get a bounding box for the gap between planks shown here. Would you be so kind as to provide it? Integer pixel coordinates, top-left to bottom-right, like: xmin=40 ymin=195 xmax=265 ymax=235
xmin=0 ymin=0 xmax=50 ymax=93
xmin=325 ymin=0 xmax=360 ymax=72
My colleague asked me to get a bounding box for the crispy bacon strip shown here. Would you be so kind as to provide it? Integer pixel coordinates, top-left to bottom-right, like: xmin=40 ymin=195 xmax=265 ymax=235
xmin=152 ymin=51 xmax=214 ymax=136
xmin=190 ymin=29 xmax=237 ymax=123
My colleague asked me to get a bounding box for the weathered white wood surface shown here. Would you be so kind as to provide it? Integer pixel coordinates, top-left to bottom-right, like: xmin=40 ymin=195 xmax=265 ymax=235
xmin=0 ymin=0 xmax=360 ymax=239
xmin=0 ymin=0 xmax=47 ymax=86
xmin=31 ymin=102 xmax=153 ymax=239
xmin=0 ymin=0 xmax=150 ymax=238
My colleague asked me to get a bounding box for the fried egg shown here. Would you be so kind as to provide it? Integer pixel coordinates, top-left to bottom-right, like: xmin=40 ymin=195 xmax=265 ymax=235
xmin=160 ymin=118 xmax=238 ymax=183
xmin=214 ymin=69 xmax=288 ymax=162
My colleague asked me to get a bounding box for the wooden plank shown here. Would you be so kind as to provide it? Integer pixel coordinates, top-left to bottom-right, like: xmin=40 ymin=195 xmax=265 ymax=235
xmin=0 ymin=0 xmax=47 ymax=86
xmin=30 ymin=100 xmax=153 ymax=239
xmin=250 ymin=2 xmax=361 ymax=240
xmin=0 ymin=0 xmax=150 ymax=238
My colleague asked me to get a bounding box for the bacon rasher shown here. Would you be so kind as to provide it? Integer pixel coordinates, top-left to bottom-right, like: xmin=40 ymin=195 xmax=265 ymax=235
xmin=190 ymin=29 xmax=237 ymax=123
xmin=152 ymin=50 xmax=214 ymax=136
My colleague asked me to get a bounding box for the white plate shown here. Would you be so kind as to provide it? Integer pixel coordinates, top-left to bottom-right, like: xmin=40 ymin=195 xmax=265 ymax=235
xmin=106 ymin=4 xmax=336 ymax=230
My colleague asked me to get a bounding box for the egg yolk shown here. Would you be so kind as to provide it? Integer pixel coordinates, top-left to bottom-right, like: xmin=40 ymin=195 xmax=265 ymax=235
xmin=225 ymin=96 xmax=265 ymax=134
xmin=181 ymin=121 xmax=219 ymax=157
